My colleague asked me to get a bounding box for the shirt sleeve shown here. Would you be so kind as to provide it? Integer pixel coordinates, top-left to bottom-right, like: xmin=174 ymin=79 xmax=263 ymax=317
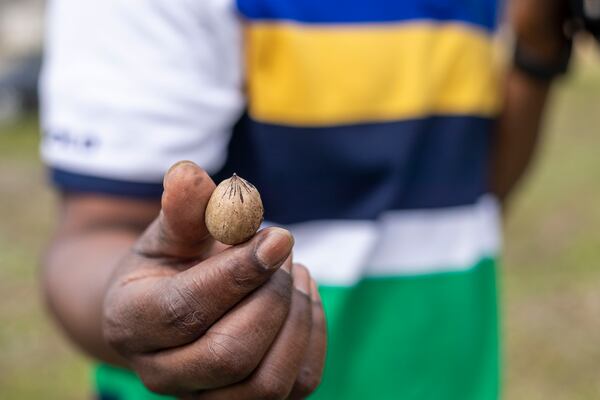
xmin=40 ymin=0 xmax=244 ymax=197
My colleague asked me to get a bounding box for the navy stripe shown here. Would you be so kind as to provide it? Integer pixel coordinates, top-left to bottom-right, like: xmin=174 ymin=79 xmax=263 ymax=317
xmin=237 ymin=0 xmax=499 ymax=31
xmin=50 ymin=168 xmax=164 ymax=198
xmin=215 ymin=115 xmax=493 ymax=224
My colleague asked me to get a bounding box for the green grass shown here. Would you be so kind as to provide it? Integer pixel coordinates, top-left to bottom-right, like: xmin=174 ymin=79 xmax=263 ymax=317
xmin=0 ymin=117 xmax=90 ymax=399
xmin=1 ymin=60 xmax=600 ymax=399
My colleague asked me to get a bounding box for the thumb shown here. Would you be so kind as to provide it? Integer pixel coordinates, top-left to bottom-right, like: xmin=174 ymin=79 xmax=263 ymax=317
xmin=136 ymin=161 xmax=216 ymax=259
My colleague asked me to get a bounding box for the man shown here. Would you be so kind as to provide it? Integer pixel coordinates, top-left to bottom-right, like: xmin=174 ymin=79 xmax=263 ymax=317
xmin=41 ymin=0 xmax=571 ymax=398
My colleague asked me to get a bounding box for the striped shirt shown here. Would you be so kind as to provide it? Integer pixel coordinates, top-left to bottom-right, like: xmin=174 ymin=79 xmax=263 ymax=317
xmin=42 ymin=0 xmax=503 ymax=398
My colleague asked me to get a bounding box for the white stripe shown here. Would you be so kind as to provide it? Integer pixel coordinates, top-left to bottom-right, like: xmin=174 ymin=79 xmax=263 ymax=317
xmin=287 ymin=220 xmax=379 ymax=286
xmin=273 ymin=196 xmax=501 ymax=286
xmin=369 ymin=195 xmax=501 ymax=275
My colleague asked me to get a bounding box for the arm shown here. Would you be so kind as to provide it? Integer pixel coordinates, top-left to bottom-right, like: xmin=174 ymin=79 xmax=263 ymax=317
xmin=42 ymin=163 xmax=326 ymax=398
xmin=41 ymin=2 xmax=326 ymax=395
xmin=491 ymin=0 xmax=571 ymax=203
xmin=491 ymin=69 xmax=553 ymax=203
xmin=42 ymin=194 xmax=159 ymax=366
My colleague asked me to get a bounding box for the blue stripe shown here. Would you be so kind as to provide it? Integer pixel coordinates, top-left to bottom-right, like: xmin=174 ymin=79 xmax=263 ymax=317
xmin=237 ymin=0 xmax=499 ymax=30
xmin=215 ymin=115 xmax=493 ymax=224
xmin=50 ymin=168 xmax=164 ymax=198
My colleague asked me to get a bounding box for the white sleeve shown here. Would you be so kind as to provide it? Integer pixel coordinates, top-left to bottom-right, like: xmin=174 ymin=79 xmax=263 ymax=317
xmin=40 ymin=0 xmax=243 ymax=195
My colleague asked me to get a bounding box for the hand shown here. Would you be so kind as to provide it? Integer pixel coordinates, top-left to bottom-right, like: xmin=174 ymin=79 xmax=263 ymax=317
xmin=510 ymin=0 xmax=572 ymax=62
xmin=102 ymin=161 xmax=327 ymax=399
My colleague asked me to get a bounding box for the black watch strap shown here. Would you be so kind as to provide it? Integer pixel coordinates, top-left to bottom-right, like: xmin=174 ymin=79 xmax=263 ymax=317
xmin=513 ymin=40 xmax=573 ymax=82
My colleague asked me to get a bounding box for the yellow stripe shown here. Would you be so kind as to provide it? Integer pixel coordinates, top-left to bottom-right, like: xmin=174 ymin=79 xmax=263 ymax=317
xmin=246 ymin=22 xmax=502 ymax=126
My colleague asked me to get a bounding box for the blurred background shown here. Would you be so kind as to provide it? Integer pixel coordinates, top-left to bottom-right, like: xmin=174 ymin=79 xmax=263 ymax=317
xmin=1 ymin=1 xmax=600 ymax=399
xmin=0 ymin=0 xmax=42 ymax=121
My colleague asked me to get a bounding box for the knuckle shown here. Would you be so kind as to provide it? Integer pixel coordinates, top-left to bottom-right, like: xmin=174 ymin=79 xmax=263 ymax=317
xmin=224 ymin=255 xmax=264 ymax=291
xmin=290 ymin=292 xmax=313 ymax=326
xmin=266 ymin=271 xmax=293 ymax=303
xmin=161 ymin=282 xmax=210 ymax=334
xmin=102 ymin=296 xmax=134 ymax=351
xmin=205 ymin=332 xmax=256 ymax=384
xmin=252 ymin=372 xmax=292 ymax=400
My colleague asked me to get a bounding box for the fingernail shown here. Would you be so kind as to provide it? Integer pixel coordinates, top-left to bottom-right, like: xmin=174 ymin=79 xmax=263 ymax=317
xmin=281 ymin=253 xmax=293 ymax=274
xmin=255 ymin=228 xmax=294 ymax=269
xmin=292 ymin=264 xmax=311 ymax=296
xmin=310 ymin=279 xmax=321 ymax=303
xmin=164 ymin=160 xmax=197 ymax=187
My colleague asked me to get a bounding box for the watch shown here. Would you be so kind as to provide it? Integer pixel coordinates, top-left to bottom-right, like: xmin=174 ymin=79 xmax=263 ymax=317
xmin=513 ymin=39 xmax=573 ymax=82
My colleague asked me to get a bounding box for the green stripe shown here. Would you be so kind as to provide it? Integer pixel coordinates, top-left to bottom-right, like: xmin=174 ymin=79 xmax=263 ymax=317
xmin=95 ymin=258 xmax=499 ymax=399
xmin=314 ymin=258 xmax=500 ymax=399
xmin=95 ymin=364 xmax=172 ymax=400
